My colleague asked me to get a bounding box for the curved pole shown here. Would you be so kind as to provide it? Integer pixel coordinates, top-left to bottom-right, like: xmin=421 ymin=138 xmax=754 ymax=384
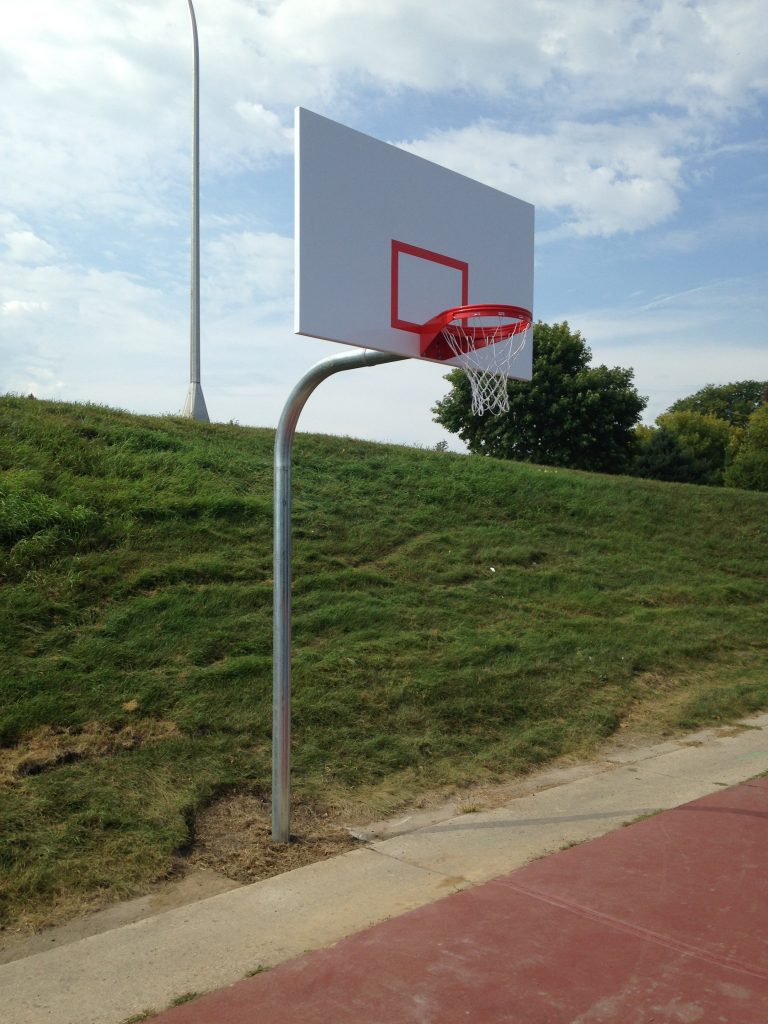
xmin=273 ymin=348 xmax=406 ymax=842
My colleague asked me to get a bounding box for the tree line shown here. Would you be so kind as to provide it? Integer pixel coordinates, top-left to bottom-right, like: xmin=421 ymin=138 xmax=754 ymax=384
xmin=433 ymin=321 xmax=768 ymax=491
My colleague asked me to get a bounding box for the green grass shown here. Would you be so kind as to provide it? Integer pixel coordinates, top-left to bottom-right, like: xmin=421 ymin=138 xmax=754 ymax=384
xmin=1 ymin=394 xmax=767 ymax=929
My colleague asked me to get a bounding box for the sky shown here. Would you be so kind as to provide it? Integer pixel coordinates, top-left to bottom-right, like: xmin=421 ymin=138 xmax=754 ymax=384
xmin=1 ymin=0 xmax=767 ymax=451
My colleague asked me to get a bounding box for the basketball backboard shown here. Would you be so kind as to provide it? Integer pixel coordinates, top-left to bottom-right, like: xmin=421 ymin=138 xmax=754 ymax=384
xmin=295 ymin=108 xmax=535 ymax=380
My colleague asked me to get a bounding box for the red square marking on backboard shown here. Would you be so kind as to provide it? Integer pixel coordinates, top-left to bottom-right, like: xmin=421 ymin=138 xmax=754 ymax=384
xmin=391 ymin=240 xmax=469 ymax=333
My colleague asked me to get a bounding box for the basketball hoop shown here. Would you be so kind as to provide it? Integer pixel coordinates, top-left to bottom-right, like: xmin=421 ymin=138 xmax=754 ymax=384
xmin=420 ymin=305 xmax=532 ymax=415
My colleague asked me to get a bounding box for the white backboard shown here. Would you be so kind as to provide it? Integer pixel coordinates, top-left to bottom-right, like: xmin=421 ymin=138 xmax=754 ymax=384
xmin=295 ymin=108 xmax=534 ymax=378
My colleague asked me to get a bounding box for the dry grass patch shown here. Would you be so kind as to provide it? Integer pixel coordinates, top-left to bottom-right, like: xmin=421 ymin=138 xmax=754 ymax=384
xmin=187 ymin=793 xmax=359 ymax=882
xmin=0 ymin=720 xmax=181 ymax=786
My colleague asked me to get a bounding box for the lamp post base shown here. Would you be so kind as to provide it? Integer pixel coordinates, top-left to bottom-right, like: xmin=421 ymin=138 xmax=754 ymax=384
xmin=182 ymin=381 xmax=209 ymax=422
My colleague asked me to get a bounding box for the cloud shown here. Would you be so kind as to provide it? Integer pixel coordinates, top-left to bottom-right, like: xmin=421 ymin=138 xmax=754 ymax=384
xmin=1 ymin=299 xmax=50 ymax=315
xmin=233 ymin=103 xmax=293 ymax=155
xmin=401 ymin=119 xmax=684 ymax=236
xmin=0 ymin=3 xmax=296 ymax=228
xmin=244 ymin=0 xmax=768 ymax=118
xmin=0 ymin=4 xmax=188 ymax=222
xmin=3 ymin=230 xmax=58 ymax=264
xmin=2 ymin=1 xmax=765 ymax=236
xmin=0 ymin=251 xmax=187 ymax=404
xmin=203 ymin=231 xmax=293 ymax=319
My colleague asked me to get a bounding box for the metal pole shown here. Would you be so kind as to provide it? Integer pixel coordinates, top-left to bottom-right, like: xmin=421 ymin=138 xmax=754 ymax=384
xmin=182 ymin=0 xmax=209 ymax=421
xmin=272 ymin=348 xmax=405 ymax=842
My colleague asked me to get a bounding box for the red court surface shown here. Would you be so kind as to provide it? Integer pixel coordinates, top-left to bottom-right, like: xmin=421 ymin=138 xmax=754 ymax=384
xmin=153 ymin=778 xmax=768 ymax=1023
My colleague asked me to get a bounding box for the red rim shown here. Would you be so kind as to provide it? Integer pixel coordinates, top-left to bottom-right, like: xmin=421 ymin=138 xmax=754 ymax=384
xmin=420 ymin=304 xmax=532 ymax=359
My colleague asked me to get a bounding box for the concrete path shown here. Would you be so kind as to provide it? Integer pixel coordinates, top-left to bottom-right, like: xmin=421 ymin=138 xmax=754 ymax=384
xmin=3 ymin=714 xmax=767 ymax=1024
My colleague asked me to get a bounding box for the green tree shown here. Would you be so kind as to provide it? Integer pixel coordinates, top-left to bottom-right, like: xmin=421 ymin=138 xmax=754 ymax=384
xmin=432 ymin=321 xmax=646 ymax=472
xmin=652 ymin=411 xmax=736 ymax=486
xmin=668 ymin=381 xmax=768 ymax=428
xmin=630 ymin=426 xmax=705 ymax=484
xmin=724 ymin=405 xmax=768 ymax=491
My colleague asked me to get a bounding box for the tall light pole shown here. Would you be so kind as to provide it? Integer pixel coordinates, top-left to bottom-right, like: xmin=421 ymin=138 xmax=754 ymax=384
xmin=182 ymin=0 xmax=209 ymax=421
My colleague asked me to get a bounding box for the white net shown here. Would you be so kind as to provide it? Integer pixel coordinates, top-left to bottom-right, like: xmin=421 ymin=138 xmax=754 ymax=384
xmin=442 ymin=313 xmax=530 ymax=416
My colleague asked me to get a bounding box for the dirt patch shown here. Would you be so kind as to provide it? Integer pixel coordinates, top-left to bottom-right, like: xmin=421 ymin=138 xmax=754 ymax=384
xmin=187 ymin=793 xmax=359 ymax=883
xmin=0 ymin=720 xmax=181 ymax=786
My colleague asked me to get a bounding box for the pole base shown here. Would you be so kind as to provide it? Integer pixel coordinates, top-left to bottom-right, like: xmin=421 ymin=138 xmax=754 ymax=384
xmin=182 ymin=381 xmax=209 ymax=422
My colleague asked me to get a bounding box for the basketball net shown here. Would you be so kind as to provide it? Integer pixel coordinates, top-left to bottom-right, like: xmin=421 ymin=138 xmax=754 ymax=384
xmin=441 ymin=312 xmax=530 ymax=416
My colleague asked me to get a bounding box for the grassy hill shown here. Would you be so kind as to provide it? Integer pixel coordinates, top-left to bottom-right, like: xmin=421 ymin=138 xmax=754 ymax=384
xmin=1 ymin=394 xmax=767 ymax=931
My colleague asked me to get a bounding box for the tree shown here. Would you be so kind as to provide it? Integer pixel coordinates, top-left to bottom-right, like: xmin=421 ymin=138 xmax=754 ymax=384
xmin=629 ymin=383 xmax=765 ymax=487
xmin=651 ymin=411 xmax=736 ymax=486
xmin=724 ymin=405 xmax=768 ymax=491
xmin=433 ymin=321 xmax=646 ymax=473
xmin=630 ymin=426 xmax=706 ymax=484
xmin=668 ymin=381 xmax=768 ymax=428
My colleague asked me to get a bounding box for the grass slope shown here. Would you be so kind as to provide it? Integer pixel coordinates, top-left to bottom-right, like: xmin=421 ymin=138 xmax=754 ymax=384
xmin=1 ymin=395 xmax=767 ymax=929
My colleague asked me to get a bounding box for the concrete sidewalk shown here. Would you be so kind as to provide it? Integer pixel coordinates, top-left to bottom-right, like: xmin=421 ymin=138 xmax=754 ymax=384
xmin=4 ymin=714 xmax=768 ymax=1024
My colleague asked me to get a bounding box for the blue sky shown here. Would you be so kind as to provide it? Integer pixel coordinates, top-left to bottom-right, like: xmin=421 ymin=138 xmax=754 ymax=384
xmin=1 ymin=0 xmax=766 ymax=450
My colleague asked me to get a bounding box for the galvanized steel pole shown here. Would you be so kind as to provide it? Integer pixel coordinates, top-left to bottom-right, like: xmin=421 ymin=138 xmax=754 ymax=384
xmin=272 ymin=349 xmax=405 ymax=842
xmin=182 ymin=0 xmax=209 ymax=421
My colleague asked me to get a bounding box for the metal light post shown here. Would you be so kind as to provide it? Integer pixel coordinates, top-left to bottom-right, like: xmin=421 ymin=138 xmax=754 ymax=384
xmin=182 ymin=0 xmax=209 ymax=421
